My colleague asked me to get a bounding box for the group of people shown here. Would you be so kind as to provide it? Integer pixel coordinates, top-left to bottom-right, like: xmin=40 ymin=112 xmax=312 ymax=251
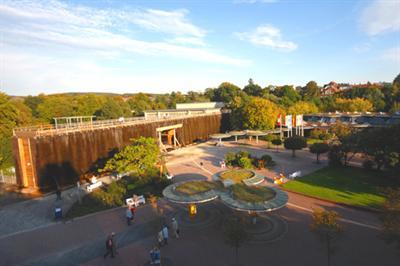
xmin=157 ymin=217 xmax=179 ymax=247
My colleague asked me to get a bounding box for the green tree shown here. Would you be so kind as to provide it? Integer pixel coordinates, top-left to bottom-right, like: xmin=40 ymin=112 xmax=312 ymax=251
xmin=243 ymin=78 xmax=263 ymax=97
xmin=309 ymin=143 xmax=330 ymax=163
xmin=102 ymin=137 xmax=159 ymax=177
xmin=302 ymin=81 xmax=320 ymax=100
xmin=271 ymin=138 xmax=282 ymax=152
xmin=242 ymin=97 xmax=281 ymax=130
xmin=213 ymin=82 xmax=242 ymax=103
xmin=95 ymin=97 xmax=131 ymax=119
xmin=127 ymin=93 xmax=153 ymax=116
xmin=284 ymin=136 xmax=307 ymax=157
xmin=273 ymin=85 xmax=301 ymax=106
xmin=36 ymin=95 xmax=76 ymax=122
xmin=311 ymin=209 xmax=342 ymax=266
xmin=223 ymin=217 xmax=249 ymax=265
xmin=342 ymin=85 xmax=385 ymax=111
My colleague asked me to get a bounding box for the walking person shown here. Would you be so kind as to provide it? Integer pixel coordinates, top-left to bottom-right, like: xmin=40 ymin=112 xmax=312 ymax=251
xmin=126 ymin=207 xmax=133 ymax=225
xmin=103 ymin=234 xmax=113 ymax=259
xmin=111 ymin=232 xmax=117 ymax=257
xmin=172 ymin=217 xmax=179 ymax=239
xmin=162 ymin=224 xmax=169 ymax=245
xmin=150 ymin=246 xmax=161 ymax=265
xmin=157 ymin=230 xmax=164 ymax=247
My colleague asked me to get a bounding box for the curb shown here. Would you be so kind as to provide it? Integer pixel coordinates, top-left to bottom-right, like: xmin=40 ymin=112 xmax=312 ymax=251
xmin=280 ymin=187 xmax=382 ymax=213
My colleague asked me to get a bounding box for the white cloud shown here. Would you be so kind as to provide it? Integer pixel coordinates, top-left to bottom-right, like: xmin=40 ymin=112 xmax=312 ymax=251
xmin=235 ymin=24 xmax=297 ymax=52
xmin=125 ymin=9 xmax=206 ymax=37
xmin=381 ymin=47 xmax=400 ymax=63
xmin=360 ymin=0 xmax=400 ymax=35
xmin=0 ymin=0 xmax=250 ymax=94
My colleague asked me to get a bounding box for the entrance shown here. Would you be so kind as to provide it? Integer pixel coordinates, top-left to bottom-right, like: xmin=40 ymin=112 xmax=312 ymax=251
xmin=156 ymin=124 xmax=182 ymax=152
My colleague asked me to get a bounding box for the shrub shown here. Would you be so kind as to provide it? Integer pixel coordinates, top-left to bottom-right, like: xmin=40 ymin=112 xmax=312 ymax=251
xmin=238 ymin=157 xmax=253 ymax=169
xmin=236 ymin=151 xmax=250 ymax=161
xmin=328 ymin=145 xmax=343 ymax=166
xmin=271 ymin=138 xmax=282 ymax=146
xmin=92 ymin=181 xmax=126 ymax=207
xmin=261 ymin=154 xmax=275 ymax=168
xmin=225 ymin=152 xmax=237 ymax=166
xmin=310 ymin=128 xmax=333 ymax=140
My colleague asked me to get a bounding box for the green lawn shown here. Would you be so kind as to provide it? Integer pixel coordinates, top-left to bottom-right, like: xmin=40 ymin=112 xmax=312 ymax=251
xmin=232 ymin=184 xmax=276 ymax=203
xmin=282 ymin=166 xmax=398 ymax=209
xmin=175 ymin=181 xmax=218 ymax=195
xmin=219 ymin=169 xmax=254 ymax=183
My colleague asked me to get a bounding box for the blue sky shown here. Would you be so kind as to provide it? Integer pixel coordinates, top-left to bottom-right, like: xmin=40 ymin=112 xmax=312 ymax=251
xmin=0 ymin=0 xmax=399 ymax=96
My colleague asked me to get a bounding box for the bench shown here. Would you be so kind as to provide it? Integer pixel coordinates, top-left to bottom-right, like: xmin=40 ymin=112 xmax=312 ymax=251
xmin=126 ymin=195 xmax=146 ymax=207
xmin=86 ymin=181 xmax=103 ymax=192
xmin=242 ymin=175 xmax=264 ymax=186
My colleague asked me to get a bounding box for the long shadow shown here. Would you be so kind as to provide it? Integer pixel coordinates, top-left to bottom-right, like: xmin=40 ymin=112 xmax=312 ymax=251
xmin=38 ymin=162 xmax=79 ymax=193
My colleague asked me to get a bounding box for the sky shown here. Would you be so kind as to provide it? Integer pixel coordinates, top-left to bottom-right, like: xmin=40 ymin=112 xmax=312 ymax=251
xmin=0 ymin=0 xmax=399 ymax=96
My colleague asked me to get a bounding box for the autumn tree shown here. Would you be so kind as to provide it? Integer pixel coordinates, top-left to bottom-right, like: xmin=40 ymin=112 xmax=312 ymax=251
xmin=284 ymin=136 xmax=307 ymax=157
xmin=334 ymin=98 xmax=373 ymax=112
xmin=309 ymin=143 xmax=330 ymax=163
xmin=241 ymin=97 xmax=281 ymax=130
xmin=288 ymin=101 xmax=319 ymax=115
xmin=311 ymin=209 xmax=342 ymax=266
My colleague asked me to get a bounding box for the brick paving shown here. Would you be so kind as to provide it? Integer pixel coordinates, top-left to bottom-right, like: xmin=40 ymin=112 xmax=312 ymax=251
xmin=0 ymin=140 xmax=398 ymax=266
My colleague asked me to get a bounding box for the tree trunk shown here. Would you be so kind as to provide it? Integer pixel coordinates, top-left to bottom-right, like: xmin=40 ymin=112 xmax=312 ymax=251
xmin=316 ymin=153 xmax=320 ymax=164
xmin=292 ymin=150 xmax=296 ymax=157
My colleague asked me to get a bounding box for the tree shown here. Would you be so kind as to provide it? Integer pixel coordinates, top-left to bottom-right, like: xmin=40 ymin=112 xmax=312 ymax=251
xmin=242 ymin=97 xmax=281 ymax=130
xmin=342 ymin=85 xmax=385 ymax=111
xmin=334 ymin=98 xmax=373 ymax=112
xmin=284 ymin=136 xmax=307 ymax=157
xmin=273 ymin=85 xmax=301 ymax=106
xmin=102 ymin=137 xmax=159 ymax=177
xmin=311 ymin=209 xmax=342 ymax=266
xmin=302 ymin=81 xmax=320 ymax=100
xmin=213 ymin=82 xmax=242 ymax=103
xmin=36 ymin=95 xmax=76 ymax=122
xmin=95 ymin=97 xmax=131 ymax=119
xmin=223 ymin=217 xmax=249 ymax=265
xmin=127 ymin=93 xmax=153 ymax=116
xmin=381 ymin=188 xmax=400 ymax=249
xmin=309 ymin=143 xmax=330 ymax=163
xmin=243 ymin=78 xmax=263 ymax=97
xmin=288 ymin=101 xmax=319 ymax=115
xmin=271 ymin=138 xmax=282 ymax=152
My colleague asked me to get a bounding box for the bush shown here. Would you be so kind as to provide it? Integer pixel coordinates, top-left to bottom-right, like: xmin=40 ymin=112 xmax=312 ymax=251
xmin=236 ymin=151 xmax=250 ymax=161
xmin=284 ymin=136 xmax=307 ymax=157
xmin=92 ymin=181 xmax=126 ymax=207
xmin=362 ymin=159 xmax=375 ymax=170
xmin=271 ymin=138 xmax=282 ymax=146
xmin=225 ymin=152 xmax=237 ymax=166
xmin=261 ymin=154 xmax=275 ymax=168
xmin=328 ymin=145 xmax=343 ymax=166
xmin=310 ymin=128 xmax=333 ymax=140
xmin=238 ymin=157 xmax=253 ymax=169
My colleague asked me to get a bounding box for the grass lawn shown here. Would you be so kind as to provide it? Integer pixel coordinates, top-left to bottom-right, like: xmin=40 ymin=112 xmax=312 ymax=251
xmin=306 ymin=138 xmax=325 ymax=145
xmin=282 ymin=166 xmax=398 ymax=209
xmin=219 ymin=169 xmax=254 ymax=183
xmin=232 ymin=184 xmax=276 ymax=202
xmin=175 ymin=181 xmax=218 ymax=195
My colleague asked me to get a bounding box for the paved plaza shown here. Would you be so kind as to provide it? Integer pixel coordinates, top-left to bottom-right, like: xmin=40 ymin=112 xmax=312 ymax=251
xmin=0 ymin=140 xmax=398 ymax=265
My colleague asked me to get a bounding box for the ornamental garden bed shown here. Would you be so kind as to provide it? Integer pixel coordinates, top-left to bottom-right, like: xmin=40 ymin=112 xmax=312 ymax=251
xmin=231 ymin=184 xmax=276 ymax=203
xmin=219 ymin=169 xmax=255 ymax=184
xmin=175 ymin=180 xmax=219 ymax=195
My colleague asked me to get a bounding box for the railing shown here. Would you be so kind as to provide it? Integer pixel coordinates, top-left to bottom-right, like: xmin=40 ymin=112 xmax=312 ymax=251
xmin=13 ymin=112 xmax=222 ymax=138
